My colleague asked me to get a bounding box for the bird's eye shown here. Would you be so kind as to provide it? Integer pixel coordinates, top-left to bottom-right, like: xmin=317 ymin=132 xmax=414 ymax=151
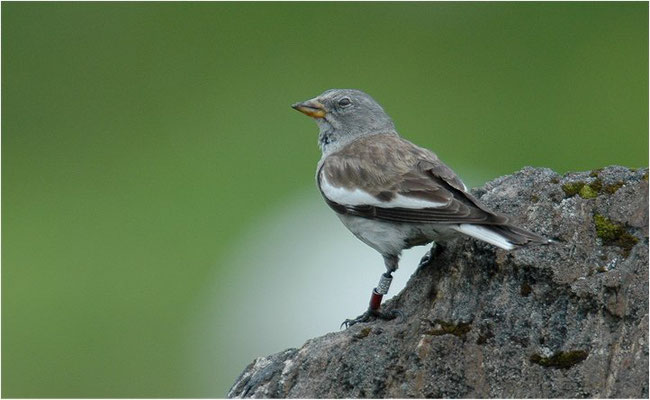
xmin=338 ymin=97 xmax=352 ymax=107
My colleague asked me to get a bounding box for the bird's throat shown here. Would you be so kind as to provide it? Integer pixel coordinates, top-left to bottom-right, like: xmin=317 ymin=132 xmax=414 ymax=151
xmin=318 ymin=132 xmax=334 ymax=151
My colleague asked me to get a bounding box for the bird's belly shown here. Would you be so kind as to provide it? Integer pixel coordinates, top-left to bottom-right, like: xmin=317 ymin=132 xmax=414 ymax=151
xmin=336 ymin=214 xmax=456 ymax=256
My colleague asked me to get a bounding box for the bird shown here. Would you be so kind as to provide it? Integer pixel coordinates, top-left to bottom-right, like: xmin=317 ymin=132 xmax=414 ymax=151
xmin=291 ymin=89 xmax=549 ymax=327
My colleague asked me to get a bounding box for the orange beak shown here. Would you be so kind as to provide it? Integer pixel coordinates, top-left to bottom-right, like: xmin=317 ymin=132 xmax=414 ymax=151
xmin=291 ymin=99 xmax=326 ymax=118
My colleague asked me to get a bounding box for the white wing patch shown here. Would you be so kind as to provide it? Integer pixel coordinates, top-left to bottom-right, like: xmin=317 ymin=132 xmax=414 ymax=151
xmin=320 ymin=174 xmax=447 ymax=209
xmin=452 ymin=224 xmax=515 ymax=250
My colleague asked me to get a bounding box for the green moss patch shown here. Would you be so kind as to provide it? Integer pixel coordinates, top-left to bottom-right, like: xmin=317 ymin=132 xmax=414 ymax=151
xmin=425 ymin=320 xmax=471 ymax=337
xmin=603 ymin=182 xmax=624 ymax=194
xmin=530 ymin=350 xmax=588 ymax=369
xmin=578 ymin=184 xmax=598 ymax=199
xmin=562 ymin=178 xmax=624 ymax=199
xmin=594 ymin=214 xmax=639 ymax=257
xmin=589 ymin=169 xmax=602 ymax=178
xmin=562 ymin=182 xmax=585 ymax=197
xmin=353 ymin=327 xmax=372 ymax=339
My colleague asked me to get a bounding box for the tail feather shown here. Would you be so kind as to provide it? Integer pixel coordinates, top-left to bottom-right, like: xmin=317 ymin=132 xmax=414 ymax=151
xmin=453 ymin=223 xmax=550 ymax=250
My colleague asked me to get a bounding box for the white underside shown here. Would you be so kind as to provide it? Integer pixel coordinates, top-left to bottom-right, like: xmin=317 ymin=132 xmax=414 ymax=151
xmin=337 ymin=214 xmax=453 ymax=256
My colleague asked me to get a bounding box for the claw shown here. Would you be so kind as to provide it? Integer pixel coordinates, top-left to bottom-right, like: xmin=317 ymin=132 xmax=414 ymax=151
xmin=340 ymin=310 xmax=372 ymax=329
xmin=391 ymin=309 xmax=406 ymax=323
xmin=340 ymin=308 xmax=405 ymax=329
xmin=340 ymin=312 xmax=370 ymax=329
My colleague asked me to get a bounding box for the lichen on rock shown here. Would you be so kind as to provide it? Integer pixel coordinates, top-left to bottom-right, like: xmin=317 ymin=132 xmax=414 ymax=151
xmin=562 ymin=176 xmax=625 ymax=199
xmin=593 ymin=214 xmax=639 ymax=257
xmin=423 ymin=319 xmax=472 ymax=337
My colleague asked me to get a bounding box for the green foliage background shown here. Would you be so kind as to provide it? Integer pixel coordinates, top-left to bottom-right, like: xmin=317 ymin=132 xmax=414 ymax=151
xmin=2 ymin=2 xmax=647 ymax=397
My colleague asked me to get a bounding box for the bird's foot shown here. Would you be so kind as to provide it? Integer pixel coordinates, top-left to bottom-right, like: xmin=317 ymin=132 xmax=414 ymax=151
xmin=418 ymin=250 xmax=433 ymax=268
xmin=418 ymin=242 xmax=445 ymax=268
xmin=341 ymin=308 xmax=405 ymax=329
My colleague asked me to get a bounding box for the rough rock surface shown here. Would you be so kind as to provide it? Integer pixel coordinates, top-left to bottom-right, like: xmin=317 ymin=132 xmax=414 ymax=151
xmin=229 ymin=166 xmax=649 ymax=398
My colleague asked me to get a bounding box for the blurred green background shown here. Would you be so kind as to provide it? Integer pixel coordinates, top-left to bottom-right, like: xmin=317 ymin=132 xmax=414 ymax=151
xmin=2 ymin=2 xmax=647 ymax=397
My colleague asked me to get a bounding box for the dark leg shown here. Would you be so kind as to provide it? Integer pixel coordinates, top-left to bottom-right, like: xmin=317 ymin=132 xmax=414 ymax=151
xmin=418 ymin=242 xmax=444 ymax=268
xmin=341 ymin=254 xmax=405 ymax=329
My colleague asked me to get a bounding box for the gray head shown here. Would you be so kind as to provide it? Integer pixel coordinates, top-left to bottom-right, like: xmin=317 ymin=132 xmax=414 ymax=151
xmin=292 ymin=89 xmax=397 ymax=155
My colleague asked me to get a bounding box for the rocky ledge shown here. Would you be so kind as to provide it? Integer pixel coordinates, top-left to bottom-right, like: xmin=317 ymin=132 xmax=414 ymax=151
xmin=229 ymin=166 xmax=649 ymax=398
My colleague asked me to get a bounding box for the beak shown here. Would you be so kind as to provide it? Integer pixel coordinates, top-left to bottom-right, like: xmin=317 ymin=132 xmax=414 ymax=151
xmin=291 ymin=99 xmax=326 ymax=118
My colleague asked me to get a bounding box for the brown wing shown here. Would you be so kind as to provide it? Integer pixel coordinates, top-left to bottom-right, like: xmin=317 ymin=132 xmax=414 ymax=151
xmin=318 ymin=133 xmax=509 ymax=225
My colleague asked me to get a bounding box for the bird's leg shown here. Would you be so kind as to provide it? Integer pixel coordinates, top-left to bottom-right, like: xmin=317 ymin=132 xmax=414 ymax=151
xmin=418 ymin=242 xmax=444 ymax=268
xmin=341 ymin=255 xmax=405 ymax=329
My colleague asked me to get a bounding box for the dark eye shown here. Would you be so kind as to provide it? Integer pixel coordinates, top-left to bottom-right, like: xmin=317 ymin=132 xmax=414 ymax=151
xmin=338 ymin=97 xmax=352 ymax=107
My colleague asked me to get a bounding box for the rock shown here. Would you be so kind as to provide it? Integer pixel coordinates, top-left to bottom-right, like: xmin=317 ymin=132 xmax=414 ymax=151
xmin=228 ymin=166 xmax=649 ymax=398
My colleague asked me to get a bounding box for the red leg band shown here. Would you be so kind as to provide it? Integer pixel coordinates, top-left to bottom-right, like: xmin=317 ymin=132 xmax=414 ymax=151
xmin=369 ymin=289 xmax=383 ymax=311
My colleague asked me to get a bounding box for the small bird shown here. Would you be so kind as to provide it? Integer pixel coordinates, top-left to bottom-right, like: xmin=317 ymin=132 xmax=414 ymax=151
xmin=292 ymin=89 xmax=549 ymax=327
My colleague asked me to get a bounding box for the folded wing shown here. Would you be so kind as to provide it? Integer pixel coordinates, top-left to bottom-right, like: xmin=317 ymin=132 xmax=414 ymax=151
xmin=318 ymin=133 xmax=547 ymax=247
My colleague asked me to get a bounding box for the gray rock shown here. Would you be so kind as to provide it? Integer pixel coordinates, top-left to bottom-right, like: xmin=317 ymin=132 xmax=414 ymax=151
xmin=229 ymin=166 xmax=649 ymax=398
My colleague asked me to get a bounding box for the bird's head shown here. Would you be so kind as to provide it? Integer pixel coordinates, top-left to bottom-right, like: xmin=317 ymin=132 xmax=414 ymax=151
xmin=292 ymin=89 xmax=396 ymax=154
